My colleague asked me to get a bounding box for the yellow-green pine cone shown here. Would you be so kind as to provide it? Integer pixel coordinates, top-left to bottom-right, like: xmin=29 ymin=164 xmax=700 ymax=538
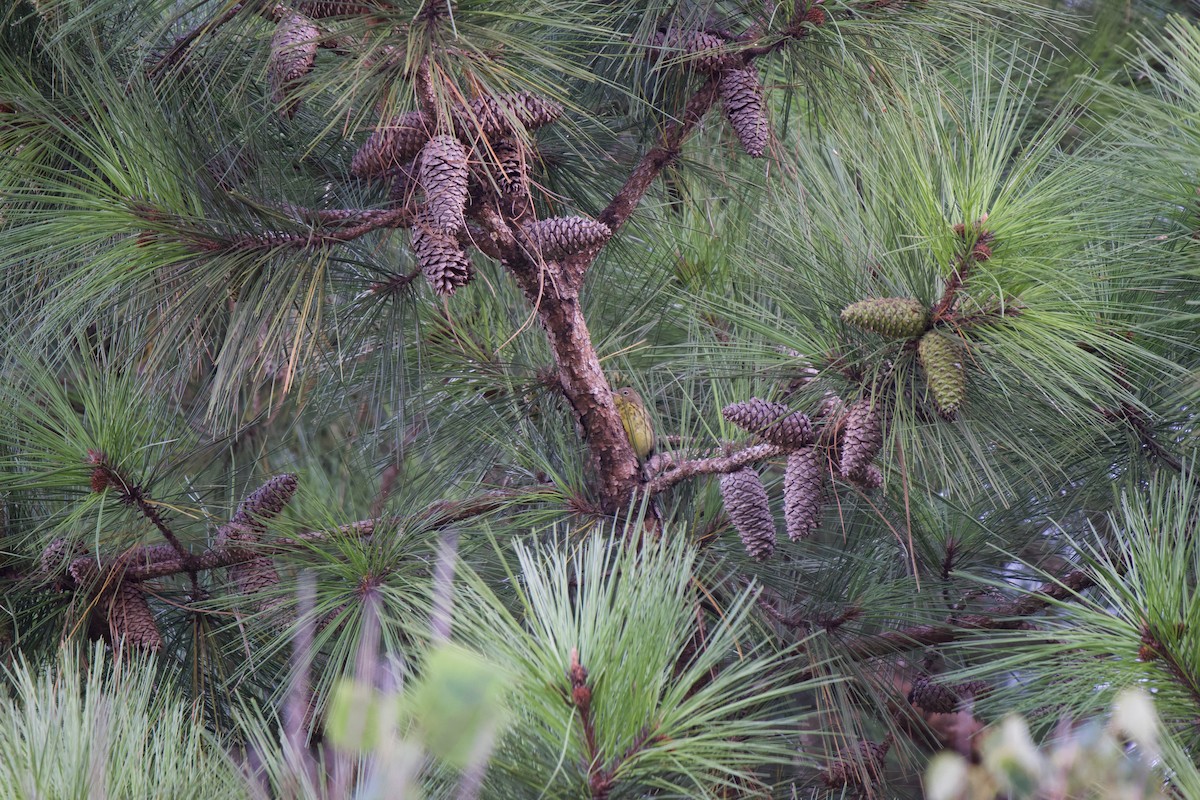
xmin=840 ymin=297 xmax=929 ymax=339
xmin=918 ymin=331 xmax=967 ymax=420
xmin=613 ymin=387 xmax=655 ymax=461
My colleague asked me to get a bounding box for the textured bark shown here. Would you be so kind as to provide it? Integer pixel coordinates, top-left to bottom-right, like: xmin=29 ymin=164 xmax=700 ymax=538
xmin=496 ymin=236 xmax=639 ymax=508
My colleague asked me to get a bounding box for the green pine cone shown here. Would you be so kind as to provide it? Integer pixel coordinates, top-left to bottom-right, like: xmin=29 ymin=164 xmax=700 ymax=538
xmin=841 ymin=297 xmax=929 ymax=339
xmin=918 ymin=332 xmax=966 ymax=420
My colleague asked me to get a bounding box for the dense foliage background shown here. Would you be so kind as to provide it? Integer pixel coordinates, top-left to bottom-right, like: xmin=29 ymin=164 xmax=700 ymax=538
xmin=4 ymin=0 xmax=1200 ymax=797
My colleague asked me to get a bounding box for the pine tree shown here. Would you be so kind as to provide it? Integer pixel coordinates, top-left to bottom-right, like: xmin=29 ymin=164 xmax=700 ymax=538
xmin=3 ymin=1 xmax=1200 ymax=797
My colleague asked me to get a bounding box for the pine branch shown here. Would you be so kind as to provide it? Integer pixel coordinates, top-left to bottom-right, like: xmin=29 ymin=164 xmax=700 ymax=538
xmin=566 ymin=648 xmax=610 ymax=799
xmin=645 ymin=442 xmax=784 ymax=495
xmin=66 ymin=486 xmax=555 ymax=584
xmin=218 ymin=206 xmax=416 ymax=251
xmin=146 ymin=3 xmax=247 ymax=78
xmin=835 ymin=566 xmax=1097 ymax=662
xmin=86 ymin=450 xmax=201 ymax=595
xmin=1141 ymin=626 xmax=1200 ymax=712
xmin=474 ymin=206 xmax=638 ymax=509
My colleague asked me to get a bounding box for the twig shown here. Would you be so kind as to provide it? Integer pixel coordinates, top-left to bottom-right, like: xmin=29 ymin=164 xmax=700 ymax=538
xmin=87 ymin=451 xmax=201 ymax=595
xmin=1122 ymin=405 xmax=1185 ymax=473
xmin=834 ymin=566 xmax=1096 ymax=662
xmin=221 ymin=206 xmax=415 ymax=251
xmin=147 ymin=3 xmax=246 ymax=78
xmin=1142 ymin=628 xmax=1200 ymax=712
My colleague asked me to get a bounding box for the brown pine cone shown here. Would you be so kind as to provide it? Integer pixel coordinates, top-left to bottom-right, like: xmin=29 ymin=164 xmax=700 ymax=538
xmin=457 ymin=92 xmax=563 ymax=137
xmin=411 ymin=209 xmax=474 ymax=295
xmin=225 ymin=474 xmax=299 ymax=539
xmin=719 ymin=65 xmax=768 ymax=158
xmin=68 ymin=557 xmax=98 ymax=587
xmin=722 ymin=398 xmax=813 ymax=449
xmin=218 ymin=474 xmax=299 ymax=571
xmin=521 ymin=216 xmax=611 ymax=260
xmin=351 ymin=111 xmax=430 ymax=179
xmin=107 ymin=581 xmax=163 ymax=653
xmin=268 ymin=12 xmax=320 ymax=118
xmin=784 ymin=447 xmax=824 ymax=541
xmin=230 ymin=556 xmax=280 ymax=597
xmin=419 ymin=135 xmax=469 ymax=234
xmin=817 ymin=391 xmax=845 ymax=419
xmin=648 ymin=29 xmax=728 ymax=73
xmin=908 ymin=676 xmax=989 ymax=713
xmin=839 ymin=398 xmax=883 ymax=478
xmin=719 ymin=467 xmax=776 ymax=561
xmin=846 ymin=463 xmax=883 ymax=490
xmin=723 ymin=397 xmax=787 ymax=433
xmin=40 ymin=538 xmax=72 ymax=576
xmin=491 ymin=139 xmax=528 ymax=196
xmin=41 ymin=538 xmax=82 ymax=591
xmin=294 ymin=1 xmax=380 ymax=17
xmin=820 ymin=738 xmax=891 ymax=789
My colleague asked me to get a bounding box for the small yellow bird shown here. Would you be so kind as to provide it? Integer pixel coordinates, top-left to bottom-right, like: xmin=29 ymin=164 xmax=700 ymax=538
xmin=613 ymin=386 xmax=655 ymax=462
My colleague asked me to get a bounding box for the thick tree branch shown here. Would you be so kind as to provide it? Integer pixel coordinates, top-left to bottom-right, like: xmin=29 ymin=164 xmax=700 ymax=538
xmin=476 ymin=207 xmax=640 ymax=509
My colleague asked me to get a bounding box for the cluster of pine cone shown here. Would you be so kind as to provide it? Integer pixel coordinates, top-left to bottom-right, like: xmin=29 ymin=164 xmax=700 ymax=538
xmin=263 ymin=7 xmax=611 ymax=297
xmin=718 ymin=391 xmax=886 ymax=560
xmin=838 ymin=222 xmax=997 ymax=421
xmin=840 ymin=295 xmax=967 ymax=420
xmin=647 ymin=27 xmax=770 ymax=157
xmin=39 ymin=473 xmax=301 ymax=654
xmin=352 ymin=89 xmax=613 ymax=295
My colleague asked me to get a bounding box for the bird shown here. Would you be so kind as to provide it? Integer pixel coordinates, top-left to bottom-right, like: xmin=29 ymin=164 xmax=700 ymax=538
xmin=612 ymin=386 xmax=655 ymax=463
